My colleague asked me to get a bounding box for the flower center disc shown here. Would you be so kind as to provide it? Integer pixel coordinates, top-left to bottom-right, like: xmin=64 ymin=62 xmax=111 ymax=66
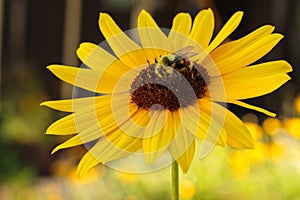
xmin=130 ymin=54 xmax=209 ymax=111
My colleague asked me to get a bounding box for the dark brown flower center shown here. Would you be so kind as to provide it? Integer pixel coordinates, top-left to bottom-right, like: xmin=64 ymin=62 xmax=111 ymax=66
xmin=130 ymin=55 xmax=209 ymax=111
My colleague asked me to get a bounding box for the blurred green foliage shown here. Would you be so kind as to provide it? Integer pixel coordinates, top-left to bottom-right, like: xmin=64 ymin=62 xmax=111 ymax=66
xmin=0 ymin=69 xmax=57 ymax=181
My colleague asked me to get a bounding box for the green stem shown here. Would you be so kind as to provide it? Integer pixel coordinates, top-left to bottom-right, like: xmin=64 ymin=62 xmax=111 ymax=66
xmin=172 ymin=161 xmax=179 ymax=200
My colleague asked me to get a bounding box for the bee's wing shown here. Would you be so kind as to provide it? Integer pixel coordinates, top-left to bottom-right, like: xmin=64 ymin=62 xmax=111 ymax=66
xmin=174 ymin=46 xmax=198 ymax=59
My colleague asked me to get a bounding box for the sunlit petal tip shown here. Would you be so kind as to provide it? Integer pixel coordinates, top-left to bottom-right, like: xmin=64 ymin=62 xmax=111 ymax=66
xmin=228 ymin=11 xmax=244 ymax=24
xmin=228 ymin=135 xmax=255 ymax=149
xmin=207 ymin=8 xmax=215 ymax=16
xmin=181 ymin=155 xmax=194 ymax=174
xmin=243 ymin=139 xmax=255 ymax=149
xmin=231 ymin=11 xmax=244 ymax=26
xmin=207 ymin=10 xmax=244 ymax=53
xmin=79 ymin=41 xmax=93 ymax=47
xmin=45 ymin=127 xmax=53 ymax=134
xmin=140 ymin=9 xmax=147 ymax=13
xmin=181 ymin=166 xmax=189 ymax=174
xmin=227 ymin=101 xmax=277 ymax=117
xmin=259 ymin=24 xmax=276 ymax=34
xmin=51 ymin=147 xmax=60 ymax=155
xmin=76 ymin=42 xmax=96 ymax=62
xmin=40 ymin=101 xmax=61 ymax=109
xmin=44 ymin=130 xmax=51 ymax=135
xmin=77 ymin=42 xmax=95 ymax=52
xmin=138 ymin=10 xmax=148 ymax=21
xmin=76 ymin=153 xmax=100 ymax=178
xmin=171 ymin=12 xmax=192 ymax=30
xmin=99 ymin=12 xmax=108 ymax=21
xmin=99 ymin=12 xmax=125 ymax=40
xmin=46 ymin=65 xmax=61 ymax=74
xmin=272 ymin=33 xmax=284 ymax=41
xmin=178 ymin=159 xmax=192 ymax=174
xmin=205 ymin=8 xmax=214 ymax=15
xmin=235 ymin=11 xmax=244 ymax=18
xmin=139 ymin=9 xmax=150 ymax=17
xmin=138 ymin=9 xmax=158 ymax=28
xmin=283 ymin=60 xmax=293 ymax=72
xmin=266 ymin=112 xmax=277 ymax=118
xmin=173 ymin=12 xmax=190 ymax=19
xmin=269 ymin=25 xmax=275 ymax=32
xmin=231 ymin=141 xmax=255 ymax=149
xmin=46 ymin=64 xmax=55 ymax=70
xmin=169 ymin=12 xmax=192 ymax=42
xmin=46 ymin=64 xmax=68 ymax=72
xmin=45 ymin=128 xmax=58 ymax=135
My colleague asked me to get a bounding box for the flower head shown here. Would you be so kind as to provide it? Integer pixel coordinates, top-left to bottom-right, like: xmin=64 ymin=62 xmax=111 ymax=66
xmin=42 ymin=9 xmax=292 ymax=177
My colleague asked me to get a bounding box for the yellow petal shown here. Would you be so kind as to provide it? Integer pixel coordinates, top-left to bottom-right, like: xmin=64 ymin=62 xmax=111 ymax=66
xmin=99 ymin=13 xmax=148 ymax=66
xmin=174 ymin=141 xmax=195 ymax=174
xmin=168 ymin=13 xmax=192 ymax=51
xmin=189 ymin=8 xmax=214 ymax=49
xmin=221 ymin=60 xmax=292 ymax=80
xmin=77 ymin=131 xmax=142 ymax=178
xmin=47 ymin=65 xmax=132 ymax=93
xmin=198 ymin=100 xmax=254 ymax=149
xmin=47 ymin=65 xmax=100 ymax=92
xmin=116 ymin=104 xmax=151 ymax=136
xmin=97 ymin=131 xmax=142 ymax=158
xmin=100 ymin=50 xmax=169 ymax=95
xmin=51 ymin=123 xmax=102 ymax=154
xmin=138 ymin=10 xmax=171 ymax=56
xmin=209 ymin=33 xmax=284 ymax=75
xmin=76 ymin=42 xmax=115 ymax=70
xmin=45 ymin=114 xmax=77 ymax=135
xmin=94 ymin=94 xmax=150 ymax=138
xmin=76 ymin=42 xmax=130 ymax=70
xmin=46 ymin=95 xmax=114 ymax=135
xmin=77 ymin=42 xmax=156 ymax=76
xmin=206 ymin=11 xmax=243 ymax=53
xmin=229 ymin=101 xmax=276 ymax=117
xmin=209 ymin=25 xmax=275 ymax=68
xmin=168 ymin=111 xmax=197 ymax=173
xmin=183 ymin=103 xmax=227 ymax=147
xmin=99 ymin=13 xmax=123 ymax=38
xmin=41 ymin=96 xmax=102 ymax=112
xmin=41 ymin=99 xmax=75 ymax=112
xmin=224 ymin=109 xmax=255 ymax=149
xmin=221 ymin=73 xmax=291 ymax=100
xmin=170 ymin=12 xmax=192 ymax=36
xmin=77 ymin=151 xmax=100 ymax=178
xmin=143 ymin=110 xmax=173 ymax=164
xmin=172 ymin=99 xmax=227 ymax=159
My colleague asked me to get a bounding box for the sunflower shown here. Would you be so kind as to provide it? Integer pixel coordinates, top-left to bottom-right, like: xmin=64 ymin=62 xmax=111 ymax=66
xmin=42 ymin=9 xmax=292 ymax=177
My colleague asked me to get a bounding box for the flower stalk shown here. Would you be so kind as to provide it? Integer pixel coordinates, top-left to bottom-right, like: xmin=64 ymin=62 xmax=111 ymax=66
xmin=172 ymin=161 xmax=179 ymax=200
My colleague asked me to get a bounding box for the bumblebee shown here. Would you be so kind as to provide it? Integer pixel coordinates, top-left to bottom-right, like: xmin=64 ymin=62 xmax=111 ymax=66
xmin=154 ymin=54 xmax=193 ymax=78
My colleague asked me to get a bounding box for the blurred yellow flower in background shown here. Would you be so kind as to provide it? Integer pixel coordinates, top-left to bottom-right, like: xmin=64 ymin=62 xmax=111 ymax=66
xmin=293 ymin=96 xmax=300 ymax=114
xmin=229 ymin=150 xmax=252 ymax=177
xmin=284 ymin=118 xmax=300 ymax=138
xmin=115 ymin=171 xmax=137 ymax=184
xmin=179 ymin=179 xmax=196 ymax=199
xmin=42 ymin=8 xmax=292 ymax=177
xmin=244 ymin=122 xmax=263 ymax=140
xmin=262 ymin=117 xmax=282 ymax=135
xmin=229 ymin=116 xmax=293 ymax=177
